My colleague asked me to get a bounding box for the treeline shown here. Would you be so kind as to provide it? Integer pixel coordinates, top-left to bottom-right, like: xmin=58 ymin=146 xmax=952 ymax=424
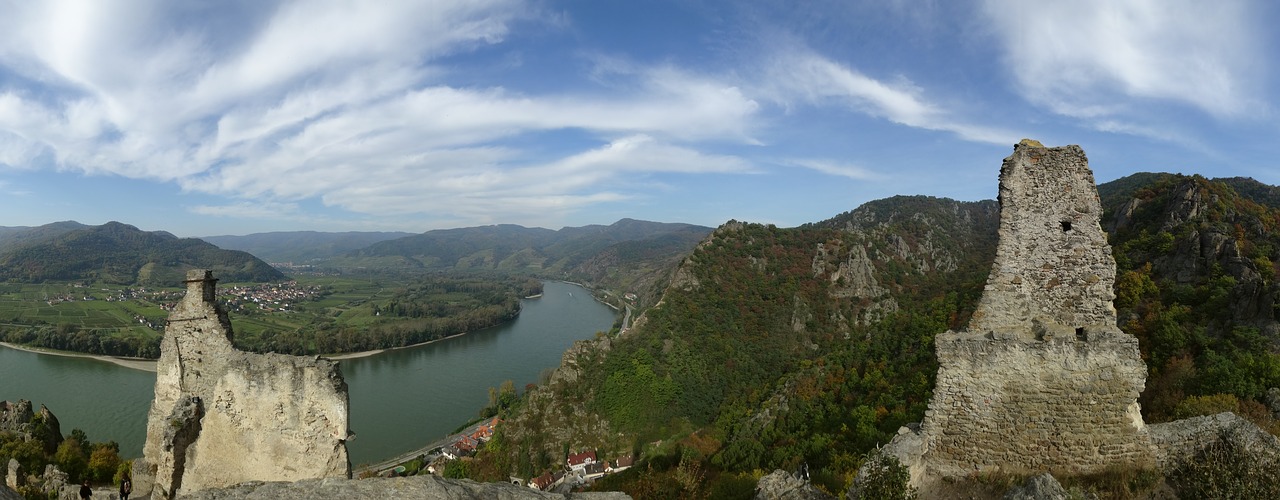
xmin=2 ymin=275 xmax=544 ymax=358
xmin=232 ymin=303 xmax=523 ymax=355
xmin=231 ymin=276 xmax=543 ymax=355
xmin=0 ymin=324 xmax=160 ymax=358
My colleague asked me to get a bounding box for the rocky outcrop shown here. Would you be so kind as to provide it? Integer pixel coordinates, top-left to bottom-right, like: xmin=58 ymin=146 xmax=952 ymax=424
xmin=1147 ymin=411 xmax=1280 ymax=468
xmin=755 ymin=469 xmax=834 ymax=500
xmin=175 ymin=475 xmax=631 ymax=499
xmin=134 ymin=270 xmax=351 ymax=499
xmin=0 ymin=400 xmax=61 ymax=454
xmin=1001 ymin=472 xmax=1067 ymax=500
xmin=860 ymin=142 xmax=1156 ymax=492
xmin=4 ymin=459 xmax=18 ymax=491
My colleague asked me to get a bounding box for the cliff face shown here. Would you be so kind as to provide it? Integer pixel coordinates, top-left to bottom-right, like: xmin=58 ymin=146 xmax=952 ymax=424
xmin=134 ymin=270 xmax=350 ymax=499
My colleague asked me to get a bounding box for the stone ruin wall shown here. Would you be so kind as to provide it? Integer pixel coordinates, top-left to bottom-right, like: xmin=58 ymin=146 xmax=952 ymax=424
xmin=923 ymin=336 xmax=1150 ymax=476
xmin=968 ymin=143 xmax=1119 ymax=336
xmin=135 ymin=270 xmax=350 ymax=499
xmin=906 ymin=142 xmax=1155 ymax=480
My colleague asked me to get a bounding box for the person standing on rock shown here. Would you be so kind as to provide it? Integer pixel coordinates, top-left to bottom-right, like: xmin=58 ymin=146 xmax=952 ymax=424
xmin=120 ymin=474 xmax=132 ymax=500
xmin=79 ymin=479 xmax=91 ymax=499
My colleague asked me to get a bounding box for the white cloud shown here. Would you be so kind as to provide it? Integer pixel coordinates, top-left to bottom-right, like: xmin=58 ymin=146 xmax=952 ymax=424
xmin=782 ymin=159 xmax=882 ymax=181
xmin=757 ymin=49 xmax=1017 ymax=145
xmin=0 ymin=1 xmax=770 ymax=226
xmin=981 ymin=0 xmax=1263 ymax=120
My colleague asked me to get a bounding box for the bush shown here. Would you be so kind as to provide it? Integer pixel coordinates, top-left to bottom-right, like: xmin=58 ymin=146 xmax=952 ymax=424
xmin=850 ymin=453 xmax=917 ymax=500
xmin=1166 ymin=430 xmax=1280 ymax=499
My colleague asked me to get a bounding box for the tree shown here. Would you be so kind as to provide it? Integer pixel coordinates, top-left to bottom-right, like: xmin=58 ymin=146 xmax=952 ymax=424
xmin=55 ymin=438 xmax=88 ymax=482
xmin=851 ymin=453 xmax=917 ymax=500
xmin=88 ymin=442 xmax=121 ymax=483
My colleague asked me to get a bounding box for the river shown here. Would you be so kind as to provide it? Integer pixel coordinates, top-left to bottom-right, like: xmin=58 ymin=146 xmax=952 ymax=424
xmin=0 ymin=281 xmax=615 ymax=466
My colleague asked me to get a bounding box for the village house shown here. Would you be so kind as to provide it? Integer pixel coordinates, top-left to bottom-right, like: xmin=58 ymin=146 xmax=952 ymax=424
xmin=566 ymin=450 xmax=597 ymax=472
xmin=607 ymin=455 xmax=634 ymax=473
xmin=528 ymin=471 xmax=564 ymax=491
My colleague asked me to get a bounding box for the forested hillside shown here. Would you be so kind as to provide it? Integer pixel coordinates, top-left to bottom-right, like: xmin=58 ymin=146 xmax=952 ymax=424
xmin=346 ymin=218 xmax=712 ymax=306
xmin=467 ymin=197 xmax=1001 ymax=495
xmin=0 ymin=221 xmax=283 ymax=284
xmin=461 ymin=175 xmax=1280 ymax=497
xmin=1102 ymin=174 xmax=1280 ymax=425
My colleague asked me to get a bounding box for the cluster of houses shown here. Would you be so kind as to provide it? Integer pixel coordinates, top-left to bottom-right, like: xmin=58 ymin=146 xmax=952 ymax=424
xmin=420 ymin=416 xmax=635 ymax=492
xmin=439 ymin=418 xmax=499 ymax=459
xmin=220 ymin=281 xmax=323 ymax=313
xmin=525 ymin=451 xmax=635 ymax=491
xmin=45 ymin=285 xmax=179 ymax=306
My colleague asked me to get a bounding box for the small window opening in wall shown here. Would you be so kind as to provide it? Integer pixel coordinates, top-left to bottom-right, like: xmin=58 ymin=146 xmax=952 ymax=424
xmin=1061 ymin=221 xmax=1072 ymax=232
xmin=1075 ymin=327 xmax=1085 ymax=341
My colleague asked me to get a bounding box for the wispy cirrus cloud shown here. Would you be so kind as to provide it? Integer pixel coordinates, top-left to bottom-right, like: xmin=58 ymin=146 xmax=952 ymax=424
xmin=780 ymin=158 xmax=882 ymax=181
xmin=755 ymin=47 xmax=1018 ymax=145
xmin=981 ymin=0 xmax=1264 ymax=124
xmin=0 ymin=0 xmax=768 ymax=227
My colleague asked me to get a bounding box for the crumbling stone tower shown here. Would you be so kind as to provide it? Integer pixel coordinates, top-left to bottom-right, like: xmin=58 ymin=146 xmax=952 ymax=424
xmin=134 ymin=270 xmax=351 ymax=499
xmin=876 ymin=141 xmax=1155 ymax=486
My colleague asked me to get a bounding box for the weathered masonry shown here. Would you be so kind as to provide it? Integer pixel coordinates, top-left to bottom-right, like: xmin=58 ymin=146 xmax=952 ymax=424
xmin=880 ymin=141 xmax=1155 ymax=484
xmin=133 ymin=270 xmax=351 ymax=499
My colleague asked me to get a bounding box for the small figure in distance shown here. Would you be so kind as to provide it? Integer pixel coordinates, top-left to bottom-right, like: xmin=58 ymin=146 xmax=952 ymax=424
xmin=79 ymin=479 xmax=91 ymax=499
xmin=120 ymin=474 xmax=132 ymax=500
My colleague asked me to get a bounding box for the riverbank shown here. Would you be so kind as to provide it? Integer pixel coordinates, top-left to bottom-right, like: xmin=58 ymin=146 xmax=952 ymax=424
xmin=0 ymin=341 xmax=157 ymax=372
xmin=0 ymin=281 xmax=619 ymax=371
xmin=324 ymin=331 xmax=470 ymax=360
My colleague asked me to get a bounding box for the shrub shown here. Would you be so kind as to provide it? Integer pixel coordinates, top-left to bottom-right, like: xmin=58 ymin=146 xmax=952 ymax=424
xmin=851 ymin=453 xmax=917 ymax=500
xmin=1166 ymin=430 xmax=1280 ymax=499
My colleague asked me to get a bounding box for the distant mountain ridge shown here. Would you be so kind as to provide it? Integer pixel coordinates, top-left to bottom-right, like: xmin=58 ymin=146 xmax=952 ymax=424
xmin=346 ymin=218 xmax=713 ymax=305
xmin=200 ymin=231 xmax=414 ymax=263
xmin=0 ymin=221 xmax=284 ymax=284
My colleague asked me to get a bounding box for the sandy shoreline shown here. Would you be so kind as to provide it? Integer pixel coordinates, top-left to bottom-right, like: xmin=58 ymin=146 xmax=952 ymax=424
xmin=1 ymin=330 xmax=483 ymax=367
xmin=322 ymin=330 xmax=475 ymax=360
xmin=0 ymin=341 xmax=158 ymax=373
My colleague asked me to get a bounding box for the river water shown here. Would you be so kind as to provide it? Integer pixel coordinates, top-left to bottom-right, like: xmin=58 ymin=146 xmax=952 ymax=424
xmin=0 ymin=281 xmax=615 ymax=465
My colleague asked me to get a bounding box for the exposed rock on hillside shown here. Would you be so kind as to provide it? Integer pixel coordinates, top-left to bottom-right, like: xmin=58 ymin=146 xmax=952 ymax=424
xmin=1148 ymin=411 xmax=1280 ymax=468
xmin=755 ymin=469 xmax=834 ymax=500
xmin=1001 ymin=472 xmax=1067 ymax=500
xmin=809 ymin=196 xmax=998 ymax=327
xmin=0 ymin=400 xmax=61 ymax=454
xmin=133 ymin=270 xmax=350 ymax=499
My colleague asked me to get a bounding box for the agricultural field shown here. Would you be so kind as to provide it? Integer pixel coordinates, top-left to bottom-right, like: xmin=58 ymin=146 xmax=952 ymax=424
xmin=0 ymin=273 xmax=543 ymax=358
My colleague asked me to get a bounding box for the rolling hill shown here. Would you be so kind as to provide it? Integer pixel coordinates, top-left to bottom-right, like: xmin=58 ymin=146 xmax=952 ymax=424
xmin=200 ymin=231 xmax=414 ymax=263
xmin=0 ymin=221 xmax=284 ymax=285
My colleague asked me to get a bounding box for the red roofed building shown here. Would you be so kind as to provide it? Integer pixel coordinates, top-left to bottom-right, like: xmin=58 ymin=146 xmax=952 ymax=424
xmin=566 ymin=450 xmax=597 ymax=472
xmin=529 ymin=472 xmax=554 ymax=490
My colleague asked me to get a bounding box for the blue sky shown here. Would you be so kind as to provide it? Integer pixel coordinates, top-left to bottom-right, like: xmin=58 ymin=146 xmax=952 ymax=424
xmin=0 ymin=0 xmax=1275 ymax=237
